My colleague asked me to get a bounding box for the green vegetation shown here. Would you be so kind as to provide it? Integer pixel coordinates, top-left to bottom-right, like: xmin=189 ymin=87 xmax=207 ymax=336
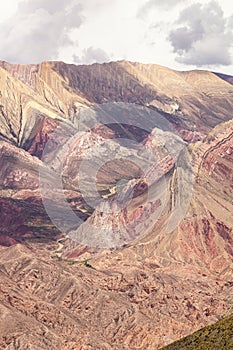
xmin=63 ymin=258 xmax=95 ymax=269
xmin=160 ymin=316 xmax=233 ymax=350
xmin=51 ymin=255 xmax=95 ymax=269
xmin=82 ymin=259 xmax=95 ymax=269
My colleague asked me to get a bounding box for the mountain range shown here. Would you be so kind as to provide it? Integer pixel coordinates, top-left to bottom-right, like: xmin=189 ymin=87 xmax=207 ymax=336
xmin=0 ymin=60 xmax=232 ymax=349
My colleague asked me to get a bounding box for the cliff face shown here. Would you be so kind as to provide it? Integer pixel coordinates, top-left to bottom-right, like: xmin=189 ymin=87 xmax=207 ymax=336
xmin=0 ymin=60 xmax=232 ymax=349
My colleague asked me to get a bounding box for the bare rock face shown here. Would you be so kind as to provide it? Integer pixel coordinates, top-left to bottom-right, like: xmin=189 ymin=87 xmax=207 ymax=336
xmin=150 ymin=122 xmax=232 ymax=275
xmin=0 ymin=60 xmax=232 ymax=349
xmin=0 ymin=141 xmax=40 ymax=189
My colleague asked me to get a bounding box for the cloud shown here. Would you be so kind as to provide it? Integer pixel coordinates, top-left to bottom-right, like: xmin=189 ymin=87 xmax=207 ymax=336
xmin=169 ymin=1 xmax=233 ymax=66
xmin=0 ymin=0 xmax=84 ymax=63
xmin=18 ymin=0 xmax=69 ymax=14
xmin=137 ymin=0 xmax=188 ymax=18
xmin=73 ymin=47 xmax=110 ymax=64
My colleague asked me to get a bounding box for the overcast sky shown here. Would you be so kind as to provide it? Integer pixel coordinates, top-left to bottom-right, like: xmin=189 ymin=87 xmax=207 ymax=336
xmin=0 ymin=0 xmax=232 ymax=74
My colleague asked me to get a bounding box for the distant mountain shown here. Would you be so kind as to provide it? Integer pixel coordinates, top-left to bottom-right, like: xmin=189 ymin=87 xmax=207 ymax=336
xmin=0 ymin=60 xmax=232 ymax=349
xmin=1 ymin=60 xmax=233 ymax=150
xmin=214 ymin=72 xmax=233 ymax=86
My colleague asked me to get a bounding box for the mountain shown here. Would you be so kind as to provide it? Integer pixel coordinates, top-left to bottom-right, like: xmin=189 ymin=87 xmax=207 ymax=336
xmin=1 ymin=60 xmax=233 ymax=148
xmin=0 ymin=60 xmax=232 ymax=349
xmin=214 ymin=72 xmax=233 ymax=86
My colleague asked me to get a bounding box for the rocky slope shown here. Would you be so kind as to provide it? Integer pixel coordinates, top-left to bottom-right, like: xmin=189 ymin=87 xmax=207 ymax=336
xmin=0 ymin=242 xmax=232 ymax=350
xmin=0 ymin=60 xmax=232 ymax=349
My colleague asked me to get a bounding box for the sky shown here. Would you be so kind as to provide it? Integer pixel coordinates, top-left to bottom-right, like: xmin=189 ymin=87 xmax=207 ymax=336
xmin=0 ymin=0 xmax=232 ymax=74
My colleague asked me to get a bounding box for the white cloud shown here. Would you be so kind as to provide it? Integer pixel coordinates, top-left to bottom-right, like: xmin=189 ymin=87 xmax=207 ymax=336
xmin=73 ymin=46 xmax=110 ymax=64
xmin=169 ymin=1 xmax=233 ymax=66
xmin=0 ymin=0 xmax=84 ymax=63
xmin=0 ymin=0 xmax=232 ymax=74
xmin=137 ymin=0 xmax=189 ymax=19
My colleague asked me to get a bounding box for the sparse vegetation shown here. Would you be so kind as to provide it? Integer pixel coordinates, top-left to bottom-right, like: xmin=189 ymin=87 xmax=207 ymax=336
xmin=160 ymin=316 xmax=233 ymax=350
xmin=82 ymin=259 xmax=95 ymax=269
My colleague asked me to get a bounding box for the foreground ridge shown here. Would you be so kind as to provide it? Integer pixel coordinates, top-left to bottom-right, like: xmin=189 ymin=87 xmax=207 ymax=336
xmin=159 ymin=315 xmax=233 ymax=350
